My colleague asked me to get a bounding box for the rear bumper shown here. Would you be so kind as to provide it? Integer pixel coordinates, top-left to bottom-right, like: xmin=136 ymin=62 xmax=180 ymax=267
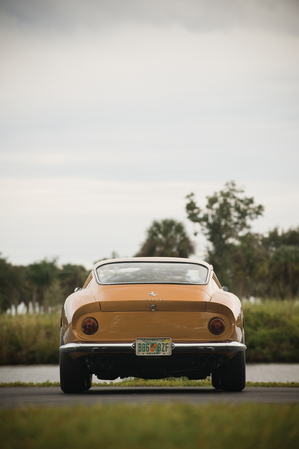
xmin=60 ymin=341 xmax=246 ymax=354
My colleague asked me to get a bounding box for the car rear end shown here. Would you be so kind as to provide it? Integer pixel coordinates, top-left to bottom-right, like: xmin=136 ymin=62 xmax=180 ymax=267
xmin=60 ymin=259 xmax=246 ymax=391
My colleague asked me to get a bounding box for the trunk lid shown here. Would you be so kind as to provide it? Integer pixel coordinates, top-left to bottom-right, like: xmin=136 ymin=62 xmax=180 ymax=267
xmin=95 ymin=284 xmax=210 ymax=312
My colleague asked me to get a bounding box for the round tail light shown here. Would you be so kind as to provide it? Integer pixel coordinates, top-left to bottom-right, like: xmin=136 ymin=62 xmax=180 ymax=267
xmin=82 ymin=317 xmax=98 ymax=335
xmin=209 ymin=318 xmax=225 ymax=335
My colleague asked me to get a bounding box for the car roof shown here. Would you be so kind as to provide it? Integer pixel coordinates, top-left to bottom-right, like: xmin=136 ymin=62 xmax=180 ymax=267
xmin=93 ymin=257 xmax=212 ymax=270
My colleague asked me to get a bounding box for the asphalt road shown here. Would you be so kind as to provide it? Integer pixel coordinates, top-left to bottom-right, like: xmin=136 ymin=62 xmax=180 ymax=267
xmin=1 ymin=387 xmax=298 ymax=408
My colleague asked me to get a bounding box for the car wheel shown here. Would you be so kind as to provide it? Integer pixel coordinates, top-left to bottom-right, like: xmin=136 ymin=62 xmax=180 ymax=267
xmin=218 ymin=351 xmax=246 ymax=392
xmin=59 ymin=328 xmax=86 ymax=393
xmin=211 ymin=369 xmax=221 ymax=389
xmin=84 ymin=371 xmax=92 ymax=391
xmin=60 ymin=351 xmax=86 ymax=393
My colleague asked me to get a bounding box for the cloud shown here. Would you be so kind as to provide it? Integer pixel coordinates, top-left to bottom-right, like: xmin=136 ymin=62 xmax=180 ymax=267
xmin=0 ymin=0 xmax=298 ymax=266
xmin=1 ymin=0 xmax=299 ymax=36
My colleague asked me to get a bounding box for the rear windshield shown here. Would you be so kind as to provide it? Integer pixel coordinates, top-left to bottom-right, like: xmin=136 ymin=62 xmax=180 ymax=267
xmin=96 ymin=262 xmax=209 ymax=285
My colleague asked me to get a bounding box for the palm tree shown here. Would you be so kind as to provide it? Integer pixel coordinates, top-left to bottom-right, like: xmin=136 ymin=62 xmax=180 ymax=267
xmin=135 ymin=219 xmax=195 ymax=258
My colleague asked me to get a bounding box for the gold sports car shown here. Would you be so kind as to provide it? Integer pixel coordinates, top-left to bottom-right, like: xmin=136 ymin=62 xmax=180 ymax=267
xmin=59 ymin=257 xmax=246 ymax=393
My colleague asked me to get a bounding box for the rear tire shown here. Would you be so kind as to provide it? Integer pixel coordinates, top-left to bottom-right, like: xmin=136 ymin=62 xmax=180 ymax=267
xmin=211 ymin=369 xmax=221 ymax=389
xmin=60 ymin=351 xmax=86 ymax=393
xmin=60 ymin=328 xmax=91 ymax=393
xmin=218 ymin=351 xmax=246 ymax=392
xmin=85 ymin=371 xmax=92 ymax=391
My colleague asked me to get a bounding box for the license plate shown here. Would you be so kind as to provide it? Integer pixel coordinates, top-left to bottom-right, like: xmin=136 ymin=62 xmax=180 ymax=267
xmin=135 ymin=338 xmax=172 ymax=356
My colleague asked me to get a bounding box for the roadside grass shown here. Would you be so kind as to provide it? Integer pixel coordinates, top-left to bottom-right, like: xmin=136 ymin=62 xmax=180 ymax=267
xmin=1 ymin=379 xmax=299 ymax=387
xmin=0 ymin=403 xmax=298 ymax=449
xmin=1 ymin=299 xmax=299 ymax=364
xmin=0 ymin=313 xmax=60 ymax=364
xmin=243 ymin=300 xmax=299 ymax=363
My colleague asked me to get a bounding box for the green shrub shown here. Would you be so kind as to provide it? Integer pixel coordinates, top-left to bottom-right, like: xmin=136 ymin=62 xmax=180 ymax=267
xmin=0 ymin=314 xmax=60 ymax=365
xmin=243 ymin=300 xmax=299 ymax=362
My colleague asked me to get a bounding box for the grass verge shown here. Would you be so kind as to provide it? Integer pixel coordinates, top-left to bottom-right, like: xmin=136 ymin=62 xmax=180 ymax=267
xmin=0 ymin=313 xmax=60 ymax=364
xmin=243 ymin=300 xmax=299 ymax=362
xmin=0 ymin=403 xmax=298 ymax=449
xmin=1 ymin=379 xmax=298 ymax=387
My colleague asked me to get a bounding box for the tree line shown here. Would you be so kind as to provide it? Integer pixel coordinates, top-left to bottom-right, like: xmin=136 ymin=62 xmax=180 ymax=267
xmin=0 ymin=258 xmax=88 ymax=313
xmin=135 ymin=181 xmax=299 ymax=300
xmin=0 ymin=181 xmax=298 ymax=312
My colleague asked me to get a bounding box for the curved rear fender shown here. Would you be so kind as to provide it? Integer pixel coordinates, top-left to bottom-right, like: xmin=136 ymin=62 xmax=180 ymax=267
xmin=208 ymin=291 xmax=244 ymax=342
xmin=61 ymin=290 xmax=96 ymax=340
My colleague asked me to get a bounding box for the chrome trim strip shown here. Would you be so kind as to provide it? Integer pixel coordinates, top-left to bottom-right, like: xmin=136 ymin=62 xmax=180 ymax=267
xmin=60 ymin=341 xmax=246 ymax=354
xmin=93 ymin=268 xmax=101 ymax=285
xmin=171 ymin=342 xmax=246 ymax=353
xmin=60 ymin=343 xmax=135 ymax=354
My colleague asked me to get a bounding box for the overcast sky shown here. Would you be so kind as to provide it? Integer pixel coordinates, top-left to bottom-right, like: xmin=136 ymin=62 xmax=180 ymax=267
xmin=1 ymin=0 xmax=299 ymax=268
